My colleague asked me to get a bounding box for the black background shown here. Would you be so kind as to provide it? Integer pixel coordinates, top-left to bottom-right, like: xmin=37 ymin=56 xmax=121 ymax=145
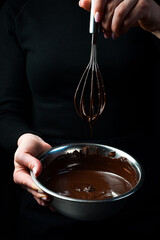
xmin=1 ymin=0 xmax=160 ymax=239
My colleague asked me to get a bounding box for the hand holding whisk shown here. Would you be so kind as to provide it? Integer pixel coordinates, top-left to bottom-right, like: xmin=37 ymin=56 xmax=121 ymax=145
xmin=74 ymin=0 xmax=106 ymax=136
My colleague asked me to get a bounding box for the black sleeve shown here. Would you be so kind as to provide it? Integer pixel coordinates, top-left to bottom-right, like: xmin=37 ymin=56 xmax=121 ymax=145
xmin=0 ymin=4 xmax=37 ymax=153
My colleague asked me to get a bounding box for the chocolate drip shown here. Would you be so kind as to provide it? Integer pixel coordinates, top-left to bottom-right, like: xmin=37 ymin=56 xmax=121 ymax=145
xmin=74 ymin=34 xmax=106 ymax=138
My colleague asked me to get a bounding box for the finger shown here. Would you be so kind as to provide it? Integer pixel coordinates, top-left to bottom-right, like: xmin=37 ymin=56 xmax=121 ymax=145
xmin=34 ymin=196 xmax=50 ymax=206
xmin=79 ymin=0 xmax=108 ymax=22
xmin=26 ymin=187 xmax=51 ymax=201
xmin=111 ymin=0 xmax=138 ymax=37
xmin=102 ymin=0 xmax=122 ymax=32
xmin=103 ymin=30 xmax=112 ymax=39
xmin=79 ymin=0 xmax=91 ymax=11
xmin=94 ymin=0 xmax=108 ymax=22
xmin=13 ymin=167 xmax=41 ymax=190
xmin=15 ymin=151 xmax=42 ymax=177
xmin=119 ymin=2 xmax=145 ymax=36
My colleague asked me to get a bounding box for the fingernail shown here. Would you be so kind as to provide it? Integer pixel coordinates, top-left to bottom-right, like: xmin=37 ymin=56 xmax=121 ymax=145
xmin=33 ymin=166 xmax=37 ymax=176
xmin=41 ymin=197 xmax=49 ymax=201
xmin=104 ymin=33 xmax=110 ymax=39
xmin=103 ymin=31 xmax=111 ymax=39
xmin=41 ymin=201 xmax=48 ymax=206
xmin=112 ymin=32 xmax=116 ymax=40
xmin=95 ymin=12 xmax=102 ymax=23
xmin=79 ymin=0 xmax=82 ymax=7
xmin=41 ymin=197 xmax=51 ymax=202
xmin=38 ymin=189 xmax=44 ymax=193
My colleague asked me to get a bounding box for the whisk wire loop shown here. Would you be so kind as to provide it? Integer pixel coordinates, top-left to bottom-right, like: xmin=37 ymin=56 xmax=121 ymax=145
xmin=74 ymin=35 xmax=106 ymax=125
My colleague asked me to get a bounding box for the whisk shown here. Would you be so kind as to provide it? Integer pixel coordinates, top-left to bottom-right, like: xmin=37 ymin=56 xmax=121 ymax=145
xmin=74 ymin=0 xmax=106 ymax=133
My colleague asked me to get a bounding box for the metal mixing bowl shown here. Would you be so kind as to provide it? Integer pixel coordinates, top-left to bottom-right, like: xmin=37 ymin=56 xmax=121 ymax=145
xmin=31 ymin=143 xmax=143 ymax=221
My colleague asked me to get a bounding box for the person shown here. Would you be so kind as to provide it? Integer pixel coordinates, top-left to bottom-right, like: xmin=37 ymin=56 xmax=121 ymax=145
xmin=0 ymin=0 xmax=160 ymax=239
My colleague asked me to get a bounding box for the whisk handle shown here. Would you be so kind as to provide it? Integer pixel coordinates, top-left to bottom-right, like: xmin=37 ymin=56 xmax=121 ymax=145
xmin=89 ymin=0 xmax=100 ymax=34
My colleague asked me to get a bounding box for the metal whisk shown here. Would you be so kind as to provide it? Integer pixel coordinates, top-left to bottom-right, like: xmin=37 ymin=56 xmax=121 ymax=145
xmin=74 ymin=0 xmax=106 ymax=131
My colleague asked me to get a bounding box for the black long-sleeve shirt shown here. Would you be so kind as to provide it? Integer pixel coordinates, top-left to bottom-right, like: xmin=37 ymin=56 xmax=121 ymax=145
xmin=0 ymin=0 xmax=160 ymax=153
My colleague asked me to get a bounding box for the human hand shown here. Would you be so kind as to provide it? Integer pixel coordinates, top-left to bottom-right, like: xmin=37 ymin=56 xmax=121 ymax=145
xmin=13 ymin=133 xmax=52 ymax=206
xmin=79 ymin=0 xmax=160 ymax=39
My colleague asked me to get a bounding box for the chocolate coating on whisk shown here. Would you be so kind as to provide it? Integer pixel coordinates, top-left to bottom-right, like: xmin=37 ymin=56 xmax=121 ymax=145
xmin=74 ymin=34 xmax=106 ymax=132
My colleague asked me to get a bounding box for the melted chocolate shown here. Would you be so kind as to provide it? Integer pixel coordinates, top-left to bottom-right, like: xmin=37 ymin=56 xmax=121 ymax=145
xmin=38 ymin=151 xmax=138 ymax=200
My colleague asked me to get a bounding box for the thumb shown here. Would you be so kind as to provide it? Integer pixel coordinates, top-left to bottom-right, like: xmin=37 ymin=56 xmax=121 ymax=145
xmin=15 ymin=151 xmax=43 ymax=177
xmin=13 ymin=152 xmax=43 ymax=189
xmin=79 ymin=0 xmax=91 ymax=11
xmin=29 ymin=155 xmax=43 ymax=177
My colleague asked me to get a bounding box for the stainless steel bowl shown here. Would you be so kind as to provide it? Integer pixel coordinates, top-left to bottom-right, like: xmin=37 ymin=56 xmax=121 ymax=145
xmin=31 ymin=143 xmax=143 ymax=221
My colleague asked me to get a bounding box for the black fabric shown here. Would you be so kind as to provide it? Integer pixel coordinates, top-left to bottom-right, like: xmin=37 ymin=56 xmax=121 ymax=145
xmin=0 ymin=0 xmax=160 ymax=239
xmin=0 ymin=0 xmax=159 ymax=152
xmin=0 ymin=0 xmax=5 ymax=8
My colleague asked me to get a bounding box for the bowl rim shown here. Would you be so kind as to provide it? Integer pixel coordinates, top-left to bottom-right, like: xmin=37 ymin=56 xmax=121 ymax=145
xmin=31 ymin=142 xmax=144 ymax=203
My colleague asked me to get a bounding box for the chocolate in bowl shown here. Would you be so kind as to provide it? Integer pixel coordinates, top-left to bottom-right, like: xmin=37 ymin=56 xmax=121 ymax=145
xmin=39 ymin=151 xmax=137 ymax=200
xmin=31 ymin=143 xmax=143 ymax=221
